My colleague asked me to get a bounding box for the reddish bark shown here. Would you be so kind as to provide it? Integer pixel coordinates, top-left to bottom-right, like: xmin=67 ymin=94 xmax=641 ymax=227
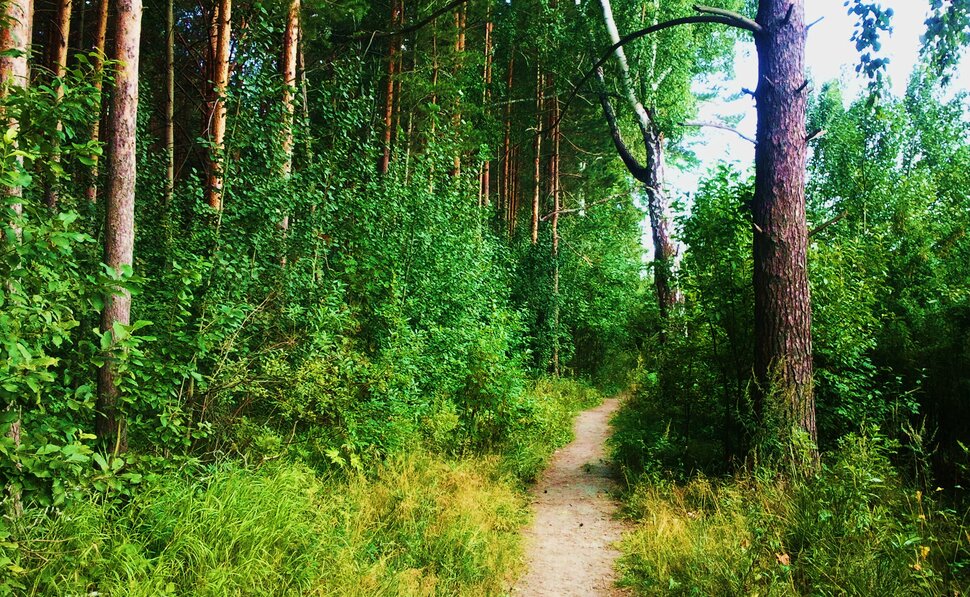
xmin=85 ymin=0 xmax=110 ymax=202
xmin=752 ymin=0 xmax=816 ymax=444
xmin=97 ymin=0 xmax=142 ymax=453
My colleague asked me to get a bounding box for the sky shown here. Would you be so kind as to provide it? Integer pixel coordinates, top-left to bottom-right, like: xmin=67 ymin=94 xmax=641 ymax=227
xmin=666 ymin=0 xmax=969 ymax=197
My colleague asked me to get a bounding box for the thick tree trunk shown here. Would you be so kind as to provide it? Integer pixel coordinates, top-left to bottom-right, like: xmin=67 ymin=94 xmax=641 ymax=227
xmin=44 ymin=0 xmax=72 ymax=209
xmin=96 ymin=0 xmax=141 ymax=454
xmin=206 ymin=0 xmax=231 ymax=210
xmin=84 ymin=0 xmax=110 ymax=202
xmin=752 ymin=0 xmax=816 ymax=445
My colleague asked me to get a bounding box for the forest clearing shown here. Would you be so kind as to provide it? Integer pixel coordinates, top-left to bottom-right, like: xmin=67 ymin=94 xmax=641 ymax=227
xmin=2 ymin=0 xmax=969 ymax=594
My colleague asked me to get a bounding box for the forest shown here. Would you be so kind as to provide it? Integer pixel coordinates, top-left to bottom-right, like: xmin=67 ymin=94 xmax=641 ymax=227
xmin=0 ymin=0 xmax=968 ymax=593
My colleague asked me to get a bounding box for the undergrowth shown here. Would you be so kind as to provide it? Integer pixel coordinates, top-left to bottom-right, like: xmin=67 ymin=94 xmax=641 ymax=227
xmin=615 ymin=431 xmax=970 ymax=596
xmin=2 ymin=377 xmax=603 ymax=596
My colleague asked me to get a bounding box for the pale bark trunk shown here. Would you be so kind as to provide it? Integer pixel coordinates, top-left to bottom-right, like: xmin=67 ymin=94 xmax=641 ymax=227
xmin=550 ymin=91 xmax=561 ymax=375
xmin=84 ymin=0 xmax=110 ymax=202
xmin=1 ymin=0 xmax=31 ymax=516
xmin=752 ymin=0 xmax=815 ymax=445
xmin=480 ymin=16 xmax=492 ymax=207
xmin=96 ymin=0 xmax=142 ymax=454
xmin=531 ymin=67 xmax=542 ymax=245
xmin=206 ymin=0 xmax=231 ymax=210
xmin=279 ymin=0 xmax=299 ymax=235
xmin=597 ymin=0 xmax=677 ymax=321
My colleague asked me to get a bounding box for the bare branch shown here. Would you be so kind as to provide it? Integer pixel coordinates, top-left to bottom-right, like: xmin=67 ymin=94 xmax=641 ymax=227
xmin=349 ymin=0 xmax=470 ymax=41
xmin=682 ymin=121 xmax=756 ymax=145
xmin=541 ymin=196 xmax=618 ymax=222
xmin=596 ymin=68 xmax=650 ymax=184
xmin=806 ymin=16 xmax=824 ymax=31
xmin=554 ymin=12 xmax=761 ymax=132
xmin=809 ymin=210 xmax=847 ymax=237
xmin=806 ymin=128 xmax=826 ymax=142
xmin=693 ymin=4 xmax=763 ymax=33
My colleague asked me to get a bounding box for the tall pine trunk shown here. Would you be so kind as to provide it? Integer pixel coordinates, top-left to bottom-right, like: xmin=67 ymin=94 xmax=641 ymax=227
xmin=378 ymin=0 xmax=400 ymax=175
xmin=1 ymin=0 xmax=32 ymax=518
xmin=84 ymin=0 xmax=110 ymax=202
xmin=752 ymin=0 xmax=815 ymax=445
xmin=96 ymin=0 xmax=142 ymax=454
xmin=164 ymin=0 xmax=174 ymax=206
xmin=44 ymin=0 xmax=72 ymax=209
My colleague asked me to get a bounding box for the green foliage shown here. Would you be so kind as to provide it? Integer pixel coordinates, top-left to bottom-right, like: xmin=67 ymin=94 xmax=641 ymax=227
xmin=617 ymin=430 xmax=970 ymax=595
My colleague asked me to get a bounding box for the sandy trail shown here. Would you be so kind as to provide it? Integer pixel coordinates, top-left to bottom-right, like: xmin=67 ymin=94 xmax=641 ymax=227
xmin=513 ymin=397 xmax=629 ymax=597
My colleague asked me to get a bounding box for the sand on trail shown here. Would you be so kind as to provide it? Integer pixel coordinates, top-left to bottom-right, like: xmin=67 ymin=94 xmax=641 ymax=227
xmin=513 ymin=397 xmax=630 ymax=597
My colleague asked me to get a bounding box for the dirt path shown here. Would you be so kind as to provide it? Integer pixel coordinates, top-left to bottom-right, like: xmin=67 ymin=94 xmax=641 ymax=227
xmin=513 ymin=397 xmax=628 ymax=597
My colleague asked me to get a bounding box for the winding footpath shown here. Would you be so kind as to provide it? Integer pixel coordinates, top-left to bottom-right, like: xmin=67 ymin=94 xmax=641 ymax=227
xmin=513 ymin=397 xmax=629 ymax=596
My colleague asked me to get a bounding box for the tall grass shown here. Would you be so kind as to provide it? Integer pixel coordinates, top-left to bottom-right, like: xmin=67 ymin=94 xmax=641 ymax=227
xmin=3 ymin=377 xmax=605 ymax=596
xmin=615 ymin=432 xmax=970 ymax=595
xmin=7 ymin=454 xmax=525 ymax=596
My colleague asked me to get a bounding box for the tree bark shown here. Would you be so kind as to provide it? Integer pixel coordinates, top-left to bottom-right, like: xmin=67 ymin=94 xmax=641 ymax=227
xmin=279 ymin=0 xmax=299 ymax=235
xmin=206 ymin=0 xmax=231 ymax=210
xmin=44 ymin=0 xmax=72 ymax=209
xmin=84 ymin=0 xmax=110 ymax=202
xmin=378 ymin=0 xmax=400 ymax=175
xmin=752 ymin=0 xmax=816 ymax=445
xmin=531 ymin=67 xmax=542 ymax=245
xmin=1 ymin=0 xmax=31 ymax=518
xmin=596 ymin=0 xmax=677 ymax=322
xmin=479 ymin=16 xmax=492 ymax=207
xmin=164 ymin=0 xmax=174 ymax=207
xmin=96 ymin=0 xmax=141 ymax=454
xmin=550 ymin=90 xmax=561 ymax=375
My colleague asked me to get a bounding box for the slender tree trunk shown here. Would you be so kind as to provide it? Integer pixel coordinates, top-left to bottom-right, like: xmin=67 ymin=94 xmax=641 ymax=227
xmin=480 ymin=15 xmax=492 ymax=207
xmin=1 ymin=0 xmax=32 ymax=518
xmin=378 ymin=0 xmax=400 ymax=175
xmin=752 ymin=0 xmax=815 ymax=446
xmin=43 ymin=0 xmax=72 ymax=209
xmin=597 ymin=0 xmax=677 ymax=321
xmin=531 ymin=67 xmax=542 ymax=245
xmin=500 ymin=54 xmax=513 ymax=225
xmin=84 ymin=0 xmax=110 ymax=202
xmin=96 ymin=0 xmax=142 ymax=454
xmin=279 ymin=0 xmax=299 ymax=237
xmin=164 ymin=0 xmax=174 ymax=206
xmin=550 ymin=90 xmax=561 ymax=375
xmin=206 ymin=0 xmax=231 ymax=210
xmin=643 ymin=131 xmax=676 ymax=320
xmin=450 ymin=2 xmax=465 ymax=176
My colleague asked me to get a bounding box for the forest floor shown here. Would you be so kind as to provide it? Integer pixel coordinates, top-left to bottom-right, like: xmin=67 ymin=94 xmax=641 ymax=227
xmin=513 ymin=397 xmax=630 ymax=596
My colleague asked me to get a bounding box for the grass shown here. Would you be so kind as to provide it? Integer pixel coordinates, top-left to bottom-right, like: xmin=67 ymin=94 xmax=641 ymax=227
xmin=615 ymin=432 xmax=970 ymax=596
xmin=3 ymin=377 xmax=606 ymax=596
